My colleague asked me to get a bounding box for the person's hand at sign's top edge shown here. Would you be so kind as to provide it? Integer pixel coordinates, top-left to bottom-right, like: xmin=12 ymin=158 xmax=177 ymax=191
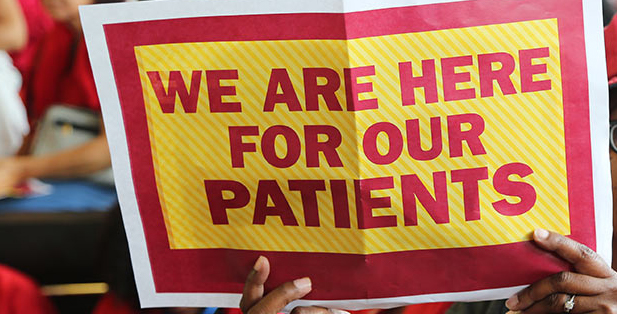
xmin=505 ymin=229 xmax=617 ymax=314
xmin=240 ymin=256 xmax=349 ymax=314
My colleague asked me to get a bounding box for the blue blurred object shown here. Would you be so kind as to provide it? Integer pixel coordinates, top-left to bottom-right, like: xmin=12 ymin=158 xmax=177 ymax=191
xmin=202 ymin=308 xmax=218 ymax=314
xmin=0 ymin=180 xmax=117 ymax=211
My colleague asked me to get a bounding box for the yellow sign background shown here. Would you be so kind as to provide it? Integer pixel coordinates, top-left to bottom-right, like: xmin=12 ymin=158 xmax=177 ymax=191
xmin=134 ymin=18 xmax=569 ymax=254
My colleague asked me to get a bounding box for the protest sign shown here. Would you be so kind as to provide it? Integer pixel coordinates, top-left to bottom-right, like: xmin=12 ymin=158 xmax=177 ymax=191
xmin=81 ymin=0 xmax=612 ymax=309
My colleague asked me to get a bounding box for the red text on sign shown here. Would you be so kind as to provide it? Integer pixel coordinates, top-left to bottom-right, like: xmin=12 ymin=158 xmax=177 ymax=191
xmin=399 ymin=47 xmax=552 ymax=105
xmin=203 ymin=162 xmax=536 ymax=229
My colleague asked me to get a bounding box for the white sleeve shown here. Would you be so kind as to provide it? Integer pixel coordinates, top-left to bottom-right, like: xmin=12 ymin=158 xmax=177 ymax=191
xmin=0 ymin=51 xmax=29 ymax=157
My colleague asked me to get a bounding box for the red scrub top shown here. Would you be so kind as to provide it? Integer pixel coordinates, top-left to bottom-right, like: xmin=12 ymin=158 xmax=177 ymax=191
xmin=92 ymin=292 xmax=164 ymax=314
xmin=10 ymin=0 xmax=53 ymax=80
xmin=0 ymin=264 xmax=56 ymax=314
xmin=23 ymin=22 xmax=100 ymax=122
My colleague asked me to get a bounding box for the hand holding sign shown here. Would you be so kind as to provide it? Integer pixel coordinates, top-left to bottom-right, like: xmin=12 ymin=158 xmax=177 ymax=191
xmin=81 ymin=0 xmax=611 ymax=308
xmin=240 ymin=256 xmax=335 ymax=314
xmin=505 ymin=230 xmax=617 ymax=314
xmin=240 ymin=230 xmax=617 ymax=314
xmin=0 ymin=157 xmax=27 ymax=197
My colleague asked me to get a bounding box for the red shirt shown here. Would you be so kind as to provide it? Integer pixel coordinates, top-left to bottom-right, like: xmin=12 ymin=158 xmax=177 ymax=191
xmin=0 ymin=264 xmax=56 ymax=314
xmin=352 ymin=303 xmax=453 ymax=314
xmin=23 ymin=22 xmax=100 ymax=122
xmin=92 ymin=292 xmax=165 ymax=314
xmin=10 ymin=0 xmax=53 ymax=79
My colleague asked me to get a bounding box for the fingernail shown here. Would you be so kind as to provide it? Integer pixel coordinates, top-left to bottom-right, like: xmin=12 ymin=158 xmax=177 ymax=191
xmin=506 ymin=311 xmax=521 ymax=314
xmin=329 ymin=310 xmax=350 ymax=314
xmin=534 ymin=228 xmax=549 ymax=240
xmin=293 ymin=277 xmax=312 ymax=293
xmin=505 ymin=294 xmax=519 ymax=309
xmin=253 ymin=256 xmax=265 ymax=271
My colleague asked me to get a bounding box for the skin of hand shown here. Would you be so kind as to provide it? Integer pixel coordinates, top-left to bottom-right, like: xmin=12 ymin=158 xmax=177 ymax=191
xmin=0 ymin=116 xmax=112 ymax=196
xmin=505 ymin=229 xmax=617 ymax=313
xmin=240 ymin=231 xmax=616 ymax=314
xmin=240 ymin=256 xmax=348 ymax=314
xmin=0 ymin=157 xmax=28 ymax=196
xmin=0 ymin=0 xmax=27 ymax=51
xmin=0 ymin=131 xmax=110 ymax=196
xmin=41 ymin=0 xmax=94 ymax=32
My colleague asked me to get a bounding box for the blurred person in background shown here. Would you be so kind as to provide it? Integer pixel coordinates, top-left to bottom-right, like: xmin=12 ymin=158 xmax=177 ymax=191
xmin=0 ymin=0 xmax=29 ymax=157
xmin=0 ymin=0 xmax=26 ymax=51
xmin=95 ymin=205 xmax=215 ymax=314
xmin=0 ymin=2 xmax=57 ymax=313
xmin=0 ymin=0 xmax=117 ymax=196
xmin=9 ymin=0 xmax=53 ymax=81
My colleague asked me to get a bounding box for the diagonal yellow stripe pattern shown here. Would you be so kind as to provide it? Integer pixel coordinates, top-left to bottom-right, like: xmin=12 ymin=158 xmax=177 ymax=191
xmin=133 ymin=18 xmax=569 ymax=254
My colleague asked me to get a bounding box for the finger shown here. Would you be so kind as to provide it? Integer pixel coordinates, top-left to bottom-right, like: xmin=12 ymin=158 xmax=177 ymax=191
xmin=533 ymin=229 xmax=612 ymax=278
xmin=506 ymin=271 xmax=612 ymax=310
xmin=240 ymin=256 xmax=270 ymax=313
xmin=511 ymin=294 xmax=597 ymax=314
xmin=248 ymin=277 xmax=312 ymax=314
xmin=0 ymin=179 xmax=13 ymax=194
xmin=0 ymin=187 xmax=9 ymax=198
xmin=291 ymin=306 xmax=347 ymax=314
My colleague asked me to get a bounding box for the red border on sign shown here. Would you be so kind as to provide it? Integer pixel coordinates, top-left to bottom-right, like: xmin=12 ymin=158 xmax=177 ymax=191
xmin=103 ymin=0 xmax=595 ymax=300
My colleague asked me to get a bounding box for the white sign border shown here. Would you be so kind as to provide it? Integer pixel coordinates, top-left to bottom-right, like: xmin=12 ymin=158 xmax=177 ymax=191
xmin=80 ymin=0 xmax=610 ymax=309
